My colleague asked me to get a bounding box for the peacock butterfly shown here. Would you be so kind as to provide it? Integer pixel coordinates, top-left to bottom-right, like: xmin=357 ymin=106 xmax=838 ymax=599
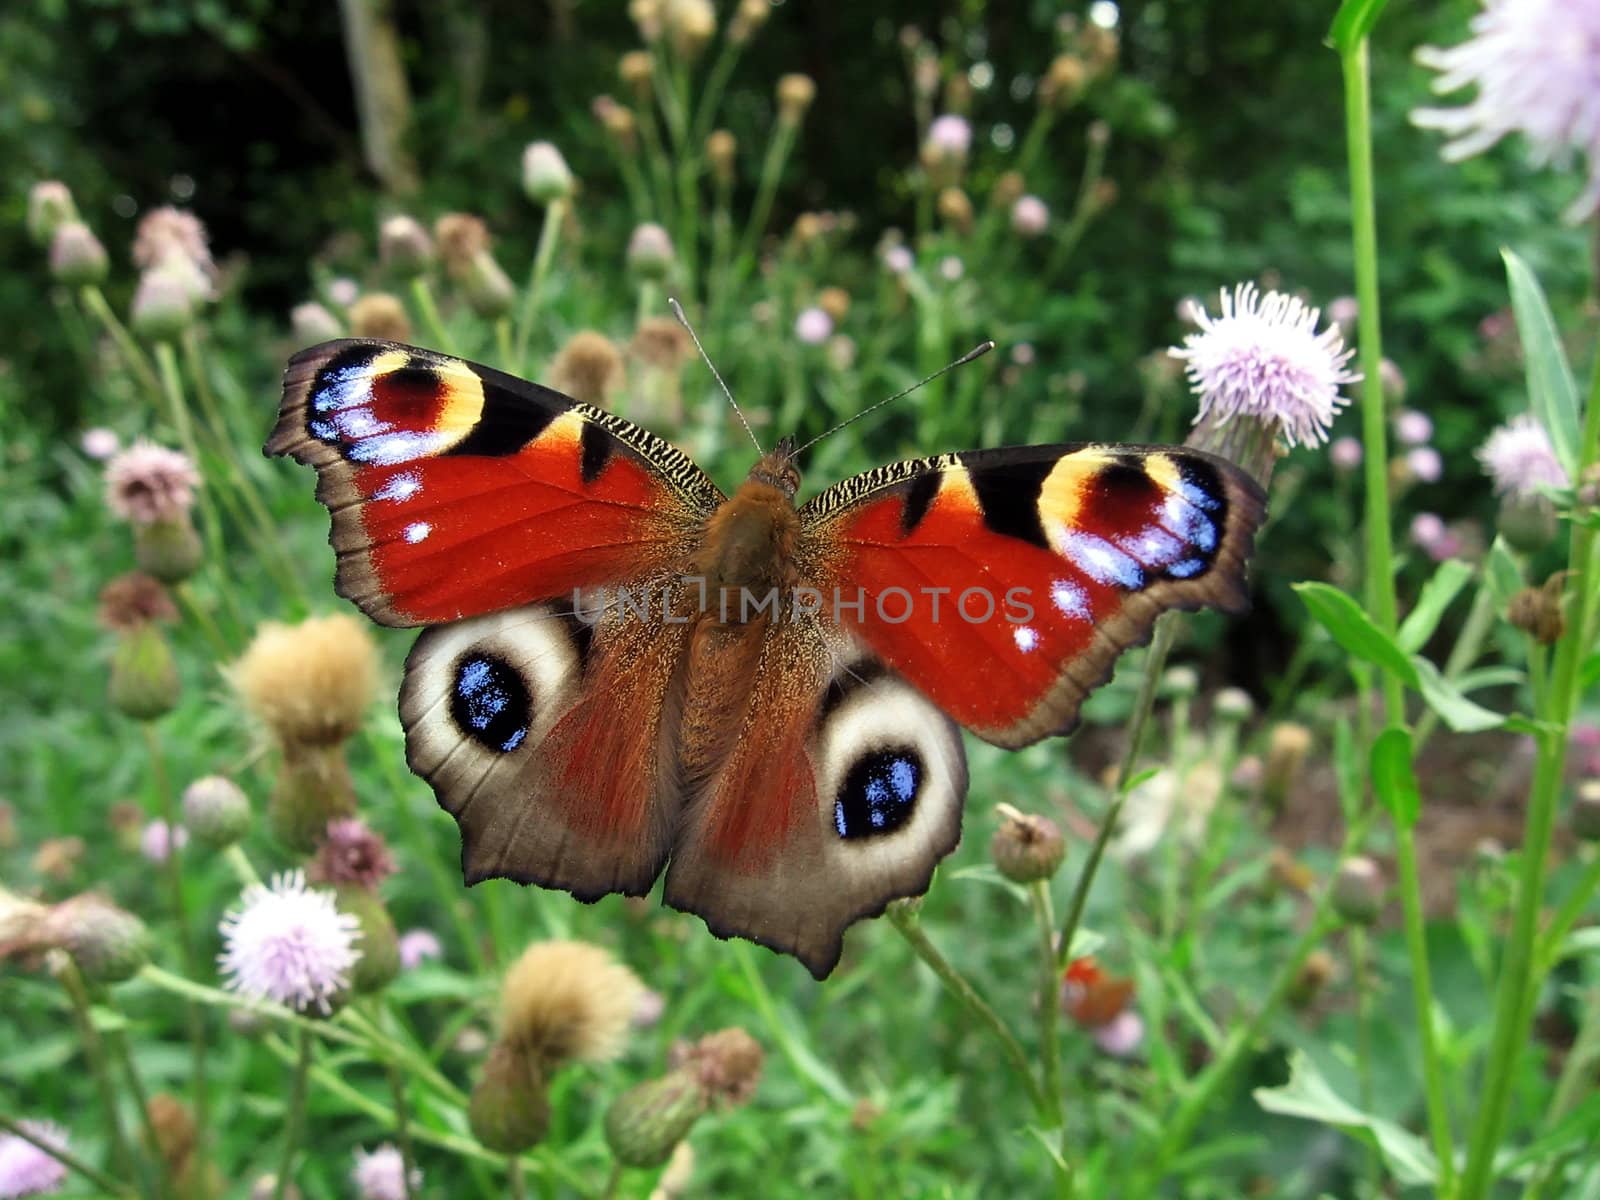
xmin=266 ymin=337 xmax=1265 ymax=977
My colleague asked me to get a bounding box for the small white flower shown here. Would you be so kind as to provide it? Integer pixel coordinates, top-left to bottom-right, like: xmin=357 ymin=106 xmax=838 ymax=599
xmin=794 ymin=307 xmax=833 ymax=345
xmin=1394 ymin=409 xmax=1434 ymax=445
xmin=1093 ymin=1011 xmax=1145 ymax=1057
xmin=925 ymin=113 xmax=972 ymax=159
xmin=1477 ymin=413 xmax=1570 ymax=498
xmin=1412 ymin=0 xmax=1600 ymax=222
xmin=351 ymin=1144 xmax=421 ymax=1200
xmin=80 ymin=428 xmax=120 ymax=461
xmin=1010 ymin=195 xmax=1049 ymax=237
xmin=1329 ymin=436 xmax=1363 ymax=471
xmin=938 ymin=255 xmax=964 ymax=281
xmin=1407 ymin=446 xmax=1444 ymax=483
xmin=1169 ymin=283 xmax=1358 ymax=448
xmin=219 ymin=870 xmax=361 ymax=1014
xmin=882 ymin=244 xmax=914 ymax=275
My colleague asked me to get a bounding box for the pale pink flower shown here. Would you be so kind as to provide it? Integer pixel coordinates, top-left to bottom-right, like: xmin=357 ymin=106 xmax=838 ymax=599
xmin=1407 ymin=446 xmax=1444 ymax=483
xmin=132 ymin=206 xmax=213 ymax=274
xmin=1327 ymin=295 xmax=1359 ymax=331
xmin=882 ymin=244 xmax=914 ymax=275
xmin=1412 ymin=0 xmax=1600 ymax=222
xmin=307 ymin=817 xmax=395 ymax=890
xmin=794 ymin=307 xmax=833 ymax=345
xmin=219 ymin=870 xmax=361 ymax=1013
xmin=1169 ymin=283 xmax=1358 ymax=448
xmin=925 ymin=114 xmax=972 ymax=159
xmin=80 ymin=428 xmax=120 ymax=461
xmin=1330 ymin=436 xmax=1363 ymax=471
xmin=1394 ymin=409 xmax=1434 ymax=445
xmin=0 ymin=1119 xmax=69 ymax=1197
xmin=1093 ymin=1011 xmax=1145 ymax=1057
xmin=1478 ymin=414 xmax=1570 ymax=497
xmin=140 ymin=819 xmax=188 ymax=863
xmin=1410 ymin=512 xmax=1461 ymax=561
xmin=350 ymin=1144 xmax=420 ymax=1200
xmin=104 ymin=440 xmax=200 ymax=525
xmin=938 ymin=256 xmax=964 ymax=281
xmin=327 ymin=277 xmax=360 ymax=308
xmin=1011 ymin=195 xmax=1049 ymax=237
xmin=397 ymin=928 xmax=442 ymax=970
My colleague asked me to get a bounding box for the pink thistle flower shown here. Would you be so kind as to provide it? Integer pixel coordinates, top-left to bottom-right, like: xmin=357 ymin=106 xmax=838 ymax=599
xmin=1327 ymin=295 xmax=1359 ymax=331
xmin=350 ymin=1144 xmax=420 ymax=1200
xmin=794 ymin=307 xmax=833 ymax=345
xmin=1010 ymin=195 xmax=1049 ymax=237
xmin=218 ymin=870 xmax=361 ymax=1013
xmin=1394 ymin=409 xmax=1434 ymax=445
xmin=140 ymin=819 xmax=188 ymax=863
xmin=327 ymin=277 xmax=360 ymax=308
xmin=882 ymin=245 xmax=914 ymax=275
xmin=1407 ymin=446 xmax=1444 ymax=483
xmin=308 ymin=818 xmax=396 ymax=890
xmin=0 ymin=1119 xmax=69 ymax=1197
xmin=80 ymin=428 xmax=120 ymax=461
xmin=926 ymin=114 xmax=972 ymax=157
xmin=1093 ymin=1011 xmax=1145 ymax=1057
xmin=104 ymin=440 xmax=200 ymax=525
xmin=1410 ymin=512 xmax=1461 ymax=561
xmin=132 ymin=207 xmax=214 ymax=273
xmin=1412 ymin=0 xmax=1600 ymax=222
xmin=397 ymin=928 xmax=442 ymax=970
xmin=1329 ymin=436 xmax=1363 ymax=471
xmin=1478 ymin=414 xmax=1570 ymax=498
xmin=1169 ymin=283 xmax=1358 ymax=448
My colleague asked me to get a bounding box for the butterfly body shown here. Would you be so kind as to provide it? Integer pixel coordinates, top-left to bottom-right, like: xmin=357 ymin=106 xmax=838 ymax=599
xmin=269 ymin=338 xmax=1266 ymax=977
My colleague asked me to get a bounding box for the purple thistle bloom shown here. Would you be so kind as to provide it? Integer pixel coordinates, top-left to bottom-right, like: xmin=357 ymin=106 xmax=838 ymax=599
xmin=1412 ymin=0 xmax=1600 ymax=222
xmin=397 ymin=928 xmax=443 ymax=970
xmin=925 ymin=113 xmax=972 ymax=158
xmin=1410 ymin=512 xmax=1461 ymax=561
xmin=882 ymin=245 xmax=914 ymax=275
xmin=1394 ymin=409 xmax=1434 ymax=445
xmin=0 ymin=1120 xmax=69 ymax=1197
xmin=1329 ymin=436 xmax=1364 ymax=471
xmin=218 ymin=870 xmax=361 ymax=1014
xmin=351 ymin=1144 xmax=421 ymax=1200
xmin=140 ymin=819 xmax=188 ymax=863
xmin=1169 ymin=283 xmax=1358 ymax=448
xmin=1407 ymin=446 xmax=1444 ymax=483
xmin=1478 ymin=414 xmax=1570 ymax=498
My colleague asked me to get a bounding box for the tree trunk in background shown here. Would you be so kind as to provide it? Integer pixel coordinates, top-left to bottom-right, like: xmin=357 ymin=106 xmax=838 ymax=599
xmin=337 ymin=0 xmax=419 ymax=195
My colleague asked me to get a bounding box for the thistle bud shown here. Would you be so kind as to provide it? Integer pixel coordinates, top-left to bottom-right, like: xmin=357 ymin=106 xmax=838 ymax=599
xmin=1332 ymin=855 xmax=1383 ymax=925
xmin=28 ymin=181 xmax=78 ymax=245
xmin=469 ymin=1042 xmax=550 ymax=1153
xmin=936 ymin=187 xmax=974 ymax=234
xmin=130 ymin=266 xmax=194 ymax=340
xmin=1498 ymin=493 xmax=1559 ymax=554
xmin=348 ymin=293 xmax=412 ymax=342
xmin=1508 ymin=576 xmax=1565 ymax=645
xmin=729 ymin=0 xmax=769 ymax=43
xmin=268 ymin=746 xmax=358 ymax=854
xmin=1572 ymin=780 xmax=1600 ymax=841
xmin=49 ymin=222 xmax=109 ymax=286
xmin=619 ymin=51 xmax=654 ymax=99
xmin=1379 ymin=358 xmax=1407 ymax=404
xmin=549 ymin=331 xmax=625 ymax=408
xmin=291 ymin=302 xmax=343 ymax=345
xmin=594 ymin=97 xmax=639 ymax=154
xmin=433 ymin=213 xmax=491 ymax=279
xmin=1213 ymin=687 xmax=1254 ymax=722
xmin=182 ymin=775 xmax=251 ymax=849
xmin=334 ymin=885 xmax=400 ymax=994
xmin=776 ymin=74 xmax=816 ymax=126
xmin=522 ymin=141 xmax=576 ymax=205
xmin=378 ymin=215 xmax=434 ymax=277
xmin=1160 ymin=665 xmax=1199 ymax=699
xmin=45 ymin=895 xmax=152 ymax=984
xmin=1262 ymin=722 xmax=1312 ymax=811
xmin=817 ymin=287 xmax=851 ymax=322
xmin=681 ymin=1027 xmax=763 ymax=1107
xmin=990 ymin=804 xmax=1065 ymax=883
xmin=604 ymin=1069 xmax=706 ymax=1168
xmin=1038 ymin=55 xmax=1086 ymax=109
xmin=34 ymin=837 xmax=86 ymax=883
xmin=706 ymin=130 xmax=737 ymax=185
xmin=1289 ymin=948 xmax=1336 ymax=1008
xmin=146 ymin=1093 xmax=196 ymax=1167
xmin=109 ymin=625 xmax=180 ymax=720
xmin=627 ymin=223 xmax=676 ymax=281
xmin=134 ymin=514 xmax=203 ymax=584
xmin=462 ymin=252 xmax=516 ymax=319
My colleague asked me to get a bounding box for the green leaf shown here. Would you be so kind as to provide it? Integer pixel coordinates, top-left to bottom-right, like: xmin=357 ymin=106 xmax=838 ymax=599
xmin=1398 ymin=559 xmax=1473 ymax=653
xmin=1503 ymin=249 xmax=1582 ymax=478
xmin=1413 ymin=656 xmax=1507 ymax=732
xmin=1371 ymin=727 xmax=1421 ymax=829
xmin=1485 ymin=536 xmax=1525 ymax=609
xmin=1294 ymin=582 xmax=1418 ymax=687
xmin=1453 ymin=666 xmax=1525 ymax=693
xmin=1329 ymin=0 xmax=1391 ymax=51
xmin=1255 ymin=1051 xmax=1436 ymax=1186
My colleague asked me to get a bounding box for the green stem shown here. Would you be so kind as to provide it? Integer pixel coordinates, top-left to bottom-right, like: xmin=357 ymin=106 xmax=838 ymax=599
xmin=272 ymin=1027 xmax=313 ymax=1200
xmin=511 ymin=199 xmax=568 ymax=372
xmin=886 ymin=903 xmax=1047 ymax=1112
xmin=385 ymin=1057 xmax=419 ymax=1200
xmin=1029 ymin=880 xmax=1072 ymax=1198
xmin=409 ymin=277 xmax=456 ymax=353
xmin=153 ymin=341 xmax=233 ymax=610
xmin=79 ymin=284 xmax=164 ymax=403
xmin=1057 ymin=615 xmax=1177 ymax=966
xmin=141 ymin=720 xmax=210 ymax=1162
xmin=137 ymin=963 xmax=370 ymax=1050
xmin=58 ymin=962 xmax=137 ymax=1180
xmin=0 ymin=1112 xmax=138 ymax=1199
xmin=1460 ymin=347 xmax=1600 ymax=1199
xmin=730 ymin=119 xmax=800 ymax=290
xmin=1342 ymin=37 xmax=1457 ymax=1191
xmin=1536 ymin=851 xmax=1600 ymax=972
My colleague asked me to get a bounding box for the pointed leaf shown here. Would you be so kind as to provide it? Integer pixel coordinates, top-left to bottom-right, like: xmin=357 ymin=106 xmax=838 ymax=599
xmin=1295 ymin=583 xmax=1419 ymax=688
xmin=1485 ymin=536 xmax=1525 ymax=609
xmin=1371 ymin=727 xmax=1421 ymax=829
xmin=1398 ymin=559 xmax=1473 ymax=653
xmin=1413 ymin=656 xmax=1507 ymax=732
xmin=1255 ymin=1052 xmax=1437 ymax=1186
xmin=1503 ymin=249 xmax=1582 ymax=478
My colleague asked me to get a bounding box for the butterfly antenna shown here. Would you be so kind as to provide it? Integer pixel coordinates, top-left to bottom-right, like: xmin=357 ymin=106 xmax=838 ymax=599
xmin=793 ymin=341 xmax=995 ymax=458
xmin=668 ymin=296 xmax=764 ymax=454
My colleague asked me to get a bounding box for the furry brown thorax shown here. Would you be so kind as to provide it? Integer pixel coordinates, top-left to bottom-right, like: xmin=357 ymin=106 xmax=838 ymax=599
xmin=690 ymin=440 xmax=803 ymax=609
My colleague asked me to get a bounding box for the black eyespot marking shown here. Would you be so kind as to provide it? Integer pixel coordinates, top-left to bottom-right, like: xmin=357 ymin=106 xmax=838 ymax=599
xmin=899 ymin=470 xmax=941 ymax=534
xmin=834 ymin=748 xmax=923 ymax=839
xmin=450 ymin=653 xmax=532 ymax=752
xmin=580 ymin=421 xmax=612 ymax=483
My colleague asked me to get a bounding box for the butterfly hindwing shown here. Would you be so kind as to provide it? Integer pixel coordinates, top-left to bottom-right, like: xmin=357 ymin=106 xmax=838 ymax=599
xmin=797 ymin=444 xmax=1266 ymax=747
xmin=267 ymin=339 xmax=723 ymax=627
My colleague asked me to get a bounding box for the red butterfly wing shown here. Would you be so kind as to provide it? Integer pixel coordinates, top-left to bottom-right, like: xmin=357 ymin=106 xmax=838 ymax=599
xmin=797 ymin=445 xmax=1266 ymax=747
xmin=267 ymin=339 xmax=723 ymax=626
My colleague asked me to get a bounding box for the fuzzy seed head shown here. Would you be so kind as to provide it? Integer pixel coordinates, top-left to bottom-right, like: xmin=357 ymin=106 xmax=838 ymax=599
xmin=498 ymin=939 xmax=646 ymax=1067
xmin=105 ymin=441 xmax=200 ymax=525
xmin=549 ymin=331 xmax=626 ymax=408
xmin=290 ymin=301 xmax=343 ymax=346
xmin=98 ymin=572 xmax=177 ymax=632
xmin=630 ymin=316 xmax=692 ymax=370
xmin=776 ymin=74 xmax=816 ymax=124
xmin=229 ymin=614 xmax=380 ymax=748
xmin=347 ymin=293 xmax=412 ymax=342
xmin=433 ymin=212 xmax=492 ymax=277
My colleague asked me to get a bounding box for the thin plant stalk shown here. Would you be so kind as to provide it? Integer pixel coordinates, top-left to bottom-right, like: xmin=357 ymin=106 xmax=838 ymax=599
xmin=273 ymin=1027 xmax=313 ymax=1200
xmin=729 ymin=119 xmax=800 ymax=291
xmin=141 ymin=720 xmax=210 ymax=1160
xmin=511 ymin=198 xmax=568 ymax=372
xmin=409 ymin=277 xmax=456 ymax=354
xmin=0 ymin=1112 xmax=138 ymax=1200
xmin=1341 ymin=36 xmax=1457 ymax=1189
xmin=1460 ymin=349 xmax=1600 ymax=1199
xmin=78 ymin=284 xmax=164 ymax=403
xmin=57 ymin=960 xmax=136 ymax=1179
xmin=385 ymin=1057 xmax=418 ymax=1200
xmin=1029 ymin=880 xmax=1072 ymax=1198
